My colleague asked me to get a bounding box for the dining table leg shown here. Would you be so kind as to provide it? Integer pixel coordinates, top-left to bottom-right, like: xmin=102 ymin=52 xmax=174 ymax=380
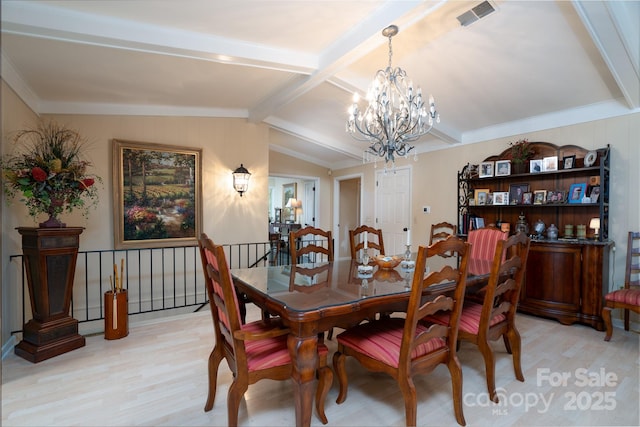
xmin=288 ymin=332 xmax=318 ymax=427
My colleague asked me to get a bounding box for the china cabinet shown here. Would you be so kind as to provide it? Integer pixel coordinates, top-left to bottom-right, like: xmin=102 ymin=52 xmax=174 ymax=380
xmin=457 ymin=142 xmax=612 ymax=330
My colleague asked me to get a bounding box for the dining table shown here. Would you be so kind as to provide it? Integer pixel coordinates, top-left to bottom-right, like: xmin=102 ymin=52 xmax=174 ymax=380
xmin=231 ymin=256 xmax=491 ymax=427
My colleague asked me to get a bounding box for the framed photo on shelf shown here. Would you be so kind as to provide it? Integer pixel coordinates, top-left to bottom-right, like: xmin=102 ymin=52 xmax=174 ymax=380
xmin=474 ymin=188 xmax=490 ymax=206
xmin=563 ymin=155 xmax=576 ymax=170
xmin=530 ymin=159 xmax=543 ymax=173
xmin=588 ymin=185 xmax=601 ymax=203
xmin=479 ymin=161 xmax=494 ymax=178
xmin=509 ymin=183 xmax=530 ymax=205
xmin=495 ymin=160 xmax=511 ymax=176
xmin=542 ymin=156 xmax=558 ymax=172
xmin=533 ymin=190 xmax=547 ymax=205
xmin=493 ymin=192 xmax=509 ymax=205
xmin=522 ymin=192 xmax=533 ymax=205
xmin=568 ymin=183 xmax=587 ymax=204
xmin=546 ymin=190 xmax=564 ymax=204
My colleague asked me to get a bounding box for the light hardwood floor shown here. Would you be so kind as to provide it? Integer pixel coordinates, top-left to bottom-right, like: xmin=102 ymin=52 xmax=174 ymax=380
xmin=2 ymin=304 xmax=638 ymax=427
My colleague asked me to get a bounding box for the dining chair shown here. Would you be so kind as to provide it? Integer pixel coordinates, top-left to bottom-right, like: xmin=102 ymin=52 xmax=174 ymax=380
xmin=467 ymin=226 xmax=508 ymax=262
xmin=197 ymin=233 xmax=333 ymax=425
xmin=429 ymin=221 xmax=457 ymax=245
xmin=349 ymin=225 xmax=385 ymax=260
xmin=290 ymin=226 xmax=334 ymax=264
xmin=426 ymin=231 xmax=531 ymax=403
xmin=603 ymin=231 xmax=640 ymax=341
xmin=333 ymin=236 xmax=471 ymax=427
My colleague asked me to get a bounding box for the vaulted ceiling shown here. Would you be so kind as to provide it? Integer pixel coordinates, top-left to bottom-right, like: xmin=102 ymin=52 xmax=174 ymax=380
xmin=2 ymin=1 xmax=638 ymax=170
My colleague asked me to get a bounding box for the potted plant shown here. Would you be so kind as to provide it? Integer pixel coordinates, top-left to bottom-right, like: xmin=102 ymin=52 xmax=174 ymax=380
xmin=2 ymin=121 xmax=101 ymax=227
xmin=1 ymin=120 xmax=101 ymax=362
xmin=506 ymin=138 xmax=534 ymax=173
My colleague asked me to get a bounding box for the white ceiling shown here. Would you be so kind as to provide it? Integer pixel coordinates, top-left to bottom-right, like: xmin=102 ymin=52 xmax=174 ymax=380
xmin=1 ymin=0 xmax=638 ymax=170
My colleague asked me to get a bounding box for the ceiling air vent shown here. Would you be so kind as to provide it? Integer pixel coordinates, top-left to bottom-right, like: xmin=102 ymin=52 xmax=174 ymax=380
xmin=457 ymin=1 xmax=496 ymax=27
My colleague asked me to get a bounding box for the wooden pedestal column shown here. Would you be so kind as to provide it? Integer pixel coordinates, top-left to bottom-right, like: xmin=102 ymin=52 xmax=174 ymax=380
xmin=15 ymin=227 xmax=86 ymax=363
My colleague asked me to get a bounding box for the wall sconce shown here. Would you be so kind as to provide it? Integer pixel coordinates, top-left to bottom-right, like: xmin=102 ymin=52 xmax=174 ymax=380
xmin=589 ymin=217 xmax=600 ymax=240
xmin=232 ymin=164 xmax=251 ymax=197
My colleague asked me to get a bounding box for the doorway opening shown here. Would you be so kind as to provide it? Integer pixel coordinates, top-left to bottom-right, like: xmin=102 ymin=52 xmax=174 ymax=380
xmin=269 ymin=175 xmax=319 ymax=264
xmin=333 ymin=174 xmax=363 ymax=260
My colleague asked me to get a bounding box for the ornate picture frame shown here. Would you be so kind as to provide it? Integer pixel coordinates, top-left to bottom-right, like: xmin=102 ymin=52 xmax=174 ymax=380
xmin=112 ymin=139 xmax=202 ymax=249
xmin=282 ymin=183 xmax=297 ymax=222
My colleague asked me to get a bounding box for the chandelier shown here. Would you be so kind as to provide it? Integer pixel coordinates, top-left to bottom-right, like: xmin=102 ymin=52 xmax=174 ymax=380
xmin=346 ymin=25 xmax=439 ymax=166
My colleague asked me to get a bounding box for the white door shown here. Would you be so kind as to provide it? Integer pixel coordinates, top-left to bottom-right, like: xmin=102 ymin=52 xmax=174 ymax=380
xmin=376 ymin=167 xmax=411 ymax=256
xmin=303 ymin=181 xmax=315 ymax=227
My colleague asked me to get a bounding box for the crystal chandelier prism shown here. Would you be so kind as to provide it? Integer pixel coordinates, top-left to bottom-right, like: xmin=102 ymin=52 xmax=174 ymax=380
xmin=346 ymin=25 xmax=439 ymax=166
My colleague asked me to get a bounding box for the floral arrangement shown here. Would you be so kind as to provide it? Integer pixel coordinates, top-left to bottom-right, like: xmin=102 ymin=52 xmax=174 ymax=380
xmin=507 ymin=138 xmax=534 ymax=164
xmin=1 ymin=121 xmax=101 ymax=226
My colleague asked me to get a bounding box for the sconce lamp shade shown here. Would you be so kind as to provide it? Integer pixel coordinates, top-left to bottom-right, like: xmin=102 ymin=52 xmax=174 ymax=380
xmin=232 ymin=164 xmax=251 ymax=196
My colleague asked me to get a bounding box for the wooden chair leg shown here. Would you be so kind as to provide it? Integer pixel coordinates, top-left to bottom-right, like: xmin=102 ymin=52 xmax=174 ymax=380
xmin=506 ymin=328 xmax=524 ymax=382
xmin=315 ymin=365 xmax=333 ymax=424
xmin=333 ymin=351 xmax=348 ymax=404
xmin=624 ymin=308 xmax=630 ymax=331
xmin=398 ymin=378 xmax=417 ymax=427
xmin=204 ymin=345 xmax=224 ymax=411
xmin=227 ymin=380 xmax=248 ymax=427
xmin=447 ymin=356 xmax=467 ymax=426
xmin=603 ymin=306 xmax=614 ymax=341
xmin=478 ymin=340 xmax=498 ymax=403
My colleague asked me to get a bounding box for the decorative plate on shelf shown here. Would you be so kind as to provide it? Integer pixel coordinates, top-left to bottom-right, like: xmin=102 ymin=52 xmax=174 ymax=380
xmin=584 ymin=151 xmax=597 ymax=167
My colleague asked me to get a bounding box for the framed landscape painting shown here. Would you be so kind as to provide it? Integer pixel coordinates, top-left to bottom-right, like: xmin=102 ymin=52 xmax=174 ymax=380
xmin=112 ymin=139 xmax=202 ymax=249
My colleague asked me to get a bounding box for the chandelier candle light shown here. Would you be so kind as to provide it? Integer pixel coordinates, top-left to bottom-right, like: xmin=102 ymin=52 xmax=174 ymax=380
xmin=346 ymin=25 xmax=439 ymax=167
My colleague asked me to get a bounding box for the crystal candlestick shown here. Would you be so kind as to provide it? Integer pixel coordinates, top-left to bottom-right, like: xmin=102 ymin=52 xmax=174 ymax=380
xmin=361 ymin=248 xmax=370 ymax=265
xmin=404 ymin=245 xmax=411 ymax=261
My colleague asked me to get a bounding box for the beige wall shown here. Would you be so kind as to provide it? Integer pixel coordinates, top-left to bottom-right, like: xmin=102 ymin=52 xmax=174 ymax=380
xmin=332 ymin=113 xmax=640 ymax=296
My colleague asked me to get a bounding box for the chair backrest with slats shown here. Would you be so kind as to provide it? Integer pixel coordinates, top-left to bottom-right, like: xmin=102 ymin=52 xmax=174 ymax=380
xmin=400 ymin=236 xmax=470 ymax=367
xmin=625 ymin=231 xmax=640 ymax=289
xmin=476 ymin=232 xmax=531 ymax=335
xmin=349 ymin=225 xmax=385 ymax=260
xmin=290 ymin=226 xmax=334 ymax=264
xmin=198 ymin=234 xmax=245 ymax=363
xmin=429 ymin=222 xmax=457 ymax=246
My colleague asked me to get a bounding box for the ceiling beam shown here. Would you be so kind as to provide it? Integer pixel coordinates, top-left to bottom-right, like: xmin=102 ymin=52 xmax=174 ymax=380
xmin=573 ymin=0 xmax=640 ymax=109
xmin=247 ymin=1 xmax=447 ymax=123
xmin=1 ymin=1 xmax=317 ymax=73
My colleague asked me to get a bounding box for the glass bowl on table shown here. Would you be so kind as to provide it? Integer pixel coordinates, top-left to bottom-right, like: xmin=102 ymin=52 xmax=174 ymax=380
xmin=373 ymin=255 xmax=402 ymax=270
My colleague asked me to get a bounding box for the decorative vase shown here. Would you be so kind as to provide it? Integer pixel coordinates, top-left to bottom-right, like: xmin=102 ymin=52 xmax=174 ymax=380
xmin=39 ymin=199 xmax=66 ymax=228
xmin=15 ymin=227 xmax=85 ymax=363
xmin=512 ymin=162 xmax=527 ymax=174
xmin=515 ymin=212 xmax=529 ymax=234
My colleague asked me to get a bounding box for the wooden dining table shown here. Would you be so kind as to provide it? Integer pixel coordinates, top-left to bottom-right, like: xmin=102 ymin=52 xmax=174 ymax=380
xmin=231 ymin=257 xmax=491 ymax=427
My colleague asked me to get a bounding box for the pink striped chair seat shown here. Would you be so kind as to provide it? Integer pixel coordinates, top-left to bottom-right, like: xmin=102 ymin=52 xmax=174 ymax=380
xmin=243 ymin=321 xmax=329 ymax=372
xmin=336 ymin=318 xmax=445 ymax=368
xmin=425 ymin=302 xmax=506 ymax=335
xmin=604 ymin=288 xmax=640 ymax=305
